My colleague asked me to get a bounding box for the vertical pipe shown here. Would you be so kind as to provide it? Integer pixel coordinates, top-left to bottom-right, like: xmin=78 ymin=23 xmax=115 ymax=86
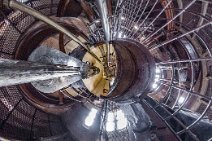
xmin=0 ymin=58 xmax=81 ymax=87
xmin=96 ymin=0 xmax=111 ymax=65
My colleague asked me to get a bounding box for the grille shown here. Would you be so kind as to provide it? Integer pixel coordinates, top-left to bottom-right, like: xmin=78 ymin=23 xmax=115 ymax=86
xmin=106 ymin=0 xmax=211 ymax=140
xmin=0 ymin=0 xmax=67 ymax=140
xmin=0 ymin=0 xmax=211 ymax=141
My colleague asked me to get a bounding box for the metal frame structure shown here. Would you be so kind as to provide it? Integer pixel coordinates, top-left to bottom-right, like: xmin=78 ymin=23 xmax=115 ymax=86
xmin=0 ymin=0 xmax=211 ymax=140
xmin=98 ymin=0 xmax=211 ymax=140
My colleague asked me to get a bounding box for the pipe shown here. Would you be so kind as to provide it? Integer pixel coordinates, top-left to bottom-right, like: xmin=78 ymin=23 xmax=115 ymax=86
xmin=3 ymin=0 xmax=101 ymax=62
xmin=96 ymin=0 xmax=111 ymax=65
xmin=0 ymin=58 xmax=99 ymax=88
xmin=0 ymin=58 xmax=81 ymax=87
xmin=157 ymin=58 xmax=212 ymax=65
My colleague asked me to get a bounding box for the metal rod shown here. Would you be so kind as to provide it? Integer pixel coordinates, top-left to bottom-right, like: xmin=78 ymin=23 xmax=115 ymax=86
xmin=149 ymin=21 xmax=212 ymax=50
xmin=138 ymin=0 xmax=173 ymax=38
xmin=130 ymin=0 xmax=159 ymax=38
xmin=122 ymin=0 xmax=140 ymax=35
xmin=142 ymin=0 xmax=197 ymax=43
xmin=96 ymin=0 xmax=111 ymax=64
xmin=165 ymin=60 xmax=195 ymax=118
xmin=0 ymin=58 xmax=83 ymax=87
xmin=192 ymin=1 xmax=209 ymax=38
xmin=177 ymin=99 xmax=212 ymax=135
xmin=142 ymin=99 xmax=182 ymax=140
xmin=5 ymin=0 xmax=101 ymax=62
xmin=157 ymin=58 xmax=212 ymax=65
xmin=147 ymin=98 xmax=200 ymax=141
xmin=121 ymin=0 xmax=136 ymax=36
xmin=127 ymin=0 xmax=151 ymax=37
xmin=164 ymin=65 xmax=175 ymax=105
xmin=142 ymin=99 xmax=185 ymax=141
xmin=161 ymin=83 xmax=212 ymax=100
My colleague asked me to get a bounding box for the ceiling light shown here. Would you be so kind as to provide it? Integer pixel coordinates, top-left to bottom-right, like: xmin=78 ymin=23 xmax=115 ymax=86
xmin=110 ymin=78 xmax=115 ymax=86
xmin=116 ymin=110 xmax=125 ymax=120
xmin=116 ymin=110 xmax=127 ymax=130
xmin=118 ymin=32 xmax=123 ymax=38
xmin=134 ymin=25 xmax=139 ymax=30
xmin=121 ymin=16 xmax=125 ymax=20
xmin=85 ymin=116 xmax=94 ymax=127
xmin=107 ymin=112 xmax=115 ymax=121
xmin=90 ymin=108 xmax=98 ymax=115
xmin=178 ymin=96 xmax=185 ymax=104
xmin=17 ymin=0 xmax=29 ymax=2
xmin=154 ymin=78 xmax=159 ymax=82
xmin=106 ymin=121 xmax=115 ymax=132
xmin=156 ymin=68 xmax=161 ymax=73
xmin=117 ymin=117 xmax=127 ymax=130
xmin=155 ymin=74 xmax=160 ymax=78
xmin=84 ymin=108 xmax=98 ymax=127
xmin=95 ymin=20 xmax=100 ymax=23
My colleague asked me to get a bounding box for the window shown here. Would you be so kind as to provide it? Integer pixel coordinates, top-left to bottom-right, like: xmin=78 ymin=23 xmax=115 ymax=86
xmin=106 ymin=110 xmax=127 ymax=132
xmin=84 ymin=108 xmax=98 ymax=127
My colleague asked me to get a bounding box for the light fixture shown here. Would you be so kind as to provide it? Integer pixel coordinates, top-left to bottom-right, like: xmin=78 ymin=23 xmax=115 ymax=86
xmin=117 ymin=117 xmax=127 ymax=130
xmin=152 ymin=67 xmax=162 ymax=90
xmin=156 ymin=68 xmax=161 ymax=73
xmin=17 ymin=0 xmax=29 ymax=3
xmin=95 ymin=20 xmax=101 ymax=23
xmin=106 ymin=121 xmax=115 ymax=132
xmin=110 ymin=78 xmax=115 ymax=86
xmin=85 ymin=116 xmax=94 ymax=127
xmin=152 ymin=83 xmax=158 ymax=89
xmin=134 ymin=25 xmax=139 ymax=30
xmin=116 ymin=110 xmax=127 ymax=130
xmin=116 ymin=110 xmax=125 ymax=120
xmin=178 ymin=96 xmax=185 ymax=104
xmin=107 ymin=112 xmax=115 ymax=121
xmin=121 ymin=16 xmax=125 ymax=20
xmin=155 ymin=74 xmax=160 ymax=78
xmin=84 ymin=108 xmax=98 ymax=127
xmin=106 ymin=111 xmax=115 ymax=132
xmin=154 ymin=78 xmax=159 ymax=82
xmin=118 ymin=32 xmax=123 ymax=38
xmin=105 ymin=110 xmax=127 ymax=132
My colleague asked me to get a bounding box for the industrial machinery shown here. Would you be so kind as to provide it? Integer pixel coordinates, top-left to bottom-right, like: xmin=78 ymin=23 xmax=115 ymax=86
xmin=0 ymin=0 xmax=211 ymax=140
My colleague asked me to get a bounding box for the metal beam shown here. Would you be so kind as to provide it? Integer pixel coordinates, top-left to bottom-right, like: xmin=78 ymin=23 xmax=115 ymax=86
xmin=0 ymin=46 xmax=99 ymax=91
xmin=0 ymin=46 xmax=99 ymax=89
xmin=0 ymin=58 xmax=80 ymax=87
xmin=96 ymin=0 xmax=111 ymax=64
xmin=149 ymin=21 xmax=212 ymax=50
xmin=157 ymin=58 xmax=212 ymax=65
xmin=142 ymin=0 xmax=197 ymax=43
xmin=3 ymin=0 xmax=101 ymax=62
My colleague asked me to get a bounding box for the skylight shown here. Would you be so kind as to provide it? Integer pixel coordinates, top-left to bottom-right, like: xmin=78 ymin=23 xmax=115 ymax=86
xmin=178 ymin=96 xmax=185 ymax=104
xmin=84 ymin=108 xmax=98 ymax=127
xmin=106 ymin=110 xmax=128 ymax=132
